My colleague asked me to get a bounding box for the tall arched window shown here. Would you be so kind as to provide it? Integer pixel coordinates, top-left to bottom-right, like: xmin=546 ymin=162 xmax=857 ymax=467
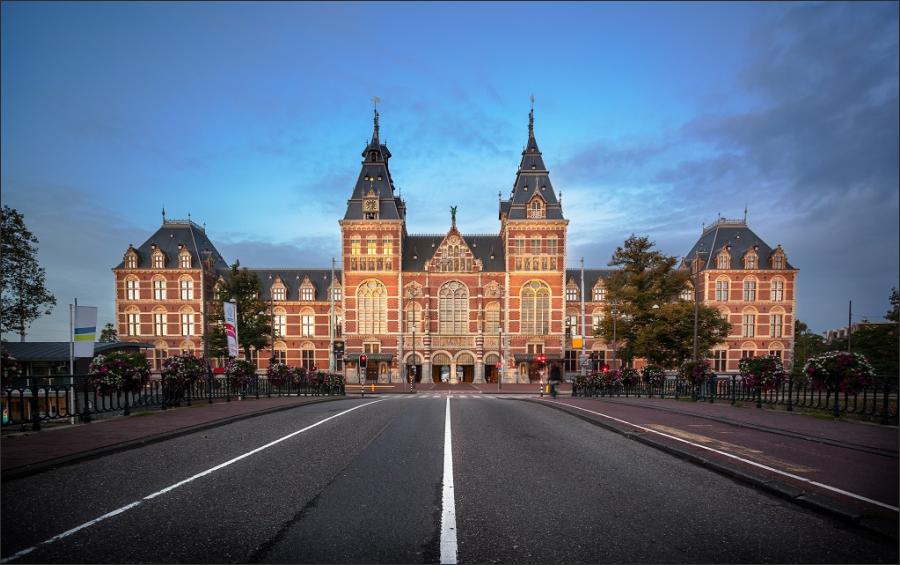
xmin=357 ymin=280 xmax=387 ymax=334
xmin=439 ymin=281 xmax=469 ymax=334
xmin=484 ymin=302 xmax=500 ymax=334
xmin=521 ymin=280 xmax=551 ymax=335
xmin=406 ymin=302 xmax=422 ymax=333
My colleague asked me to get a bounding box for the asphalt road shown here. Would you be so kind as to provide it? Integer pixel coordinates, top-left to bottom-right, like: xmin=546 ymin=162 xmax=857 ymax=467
xmin=1 ymin=394 xmax=896 ymax=564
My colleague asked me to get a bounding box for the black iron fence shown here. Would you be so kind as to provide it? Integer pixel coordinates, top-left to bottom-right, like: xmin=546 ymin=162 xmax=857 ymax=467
xmin=572 ymin=375 xmax=898 ymax=425
xmin=1 ymin=374 xmax=345 ymax=432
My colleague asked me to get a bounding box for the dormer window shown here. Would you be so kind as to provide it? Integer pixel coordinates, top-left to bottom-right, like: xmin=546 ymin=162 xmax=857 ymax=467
xmin=300 ymin=277 xmax=315 ymax=301
xmin=152 ymin=251 xmax=165 ymax=269
xmin=593 ymin=286 xmax=606 ymax=302
xmin=272 ymin=285 xmax=286 ymax=301
xmin=331 ymin=285 xmax=342 ymax=302
xmin=716 ymin=249 xmax=731 ymax=270
xmin=179 ymin=251 xmax=191 ymax=269
xmin=771 ymin=247 xmax=786 ymax=270
xmin=528 ymin=198 xmax=545 ymax=219
xmin=566 ymin=285 xmax=578 ymax=302
xmin=124 ymin=249 xmax=138 ymax=269
xmin=744 ymin=251 xmax=758 ymax=270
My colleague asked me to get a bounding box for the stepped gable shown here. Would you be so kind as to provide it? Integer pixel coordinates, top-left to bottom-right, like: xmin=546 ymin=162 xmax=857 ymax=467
xmin=499 ymin=107 xmax=564 ymax=221
xmin=684 ymin=217 xmax=795 ymax=271
xmin=116 ymin=218 xmax=228 ymax=269
xmin=565 ymin=268 xmax=617 ymax=290
xmin=343 ymin=108 xmax=404 ymax=221
xmin=244 ymin=268 xmax=342 ymax=301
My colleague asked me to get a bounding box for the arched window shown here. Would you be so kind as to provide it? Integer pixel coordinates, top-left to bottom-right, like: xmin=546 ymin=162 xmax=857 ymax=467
xmin=406 ymin=302 xmax=423 ymax=333
xmin=152 ymin=276 xmax=166 ymax=300
xmin=180 ymin=340 xmax=195 ymax=355
xmin=153 ymin=307 xmax=167 ymax=336
xmin=152 ymin=251 xmax=165 ymax=269
xmin=124 ymin=248 xmax=138 ymax=269
xmin=439 ymin=281 xmax=469 ymax=334
xmin=179 ymin=250 xmax=191 ymax=269
xmin=521 ymin=280 xmax=551 ymax=335
xmin=592 ymin=308 xmax=604 ymax=333
xmin=743 ymin=278 xmax=757 ymax=301
xmin=741 ymin=308 xmax=757 ymax=338
xmin=273 ymin=341 xmax=287 ymax=365
xmin=300 ymin=307 xmax=315 ymax=337
xmin=300 ymin=341 xmax=315 ymax=370
xmin=273 ymin=307 xmax=287 ymax=337
xmin=528 ymin=198 xmax=545 ymax=219
xmin=715 ymin=277 xmax=730 ymax=301
xmin=744 ymin=251 xmax=758 ymax=270
xmin=484 ymin=302 xmax=500 ymax=334
xmin=716 ymin=250 xmax=731 ymax=270
xmin=179 ymin=276 xmax=194 ymax=300
xmin=771 ymin=278 xmax=785 ymax=302
xmin=770 ymin=307 xmax=785 ymax=338
xmin=153 ymin=340 xmax=168 ymax=371
xmin=357 ymin=280 xmax=387 ymax=334
xmin=180 ymin=306 xmax=195 ymax=336
xmin=126 ymin=306 xmax=140 ymax=336
xmin=125 ymin=276 xmax=140 ymax=300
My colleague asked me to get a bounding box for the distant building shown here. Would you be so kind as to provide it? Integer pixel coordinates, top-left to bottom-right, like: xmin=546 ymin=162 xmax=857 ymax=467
xmin=112 ymin=108 xmax=797 ymax=382
xmin=1 ymin=341 xmax=151 ymax=376
xmin=824 ymin=320 xmax=895 ymax=343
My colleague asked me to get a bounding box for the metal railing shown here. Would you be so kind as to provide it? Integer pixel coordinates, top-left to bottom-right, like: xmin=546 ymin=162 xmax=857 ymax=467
xmin=1 ymin=374 xmax=345 ymax=432
xmin=572 ymin=375 xmax=898 ymax=424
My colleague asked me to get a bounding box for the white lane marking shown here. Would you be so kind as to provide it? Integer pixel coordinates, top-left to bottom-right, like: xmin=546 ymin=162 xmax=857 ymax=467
xmin=546 ymin=400 xmax=900 ymax=513
xmin=0 ymin=399 xmax=388 ymax=564
xmin=440 ymin=396 xmax=458 ymax=564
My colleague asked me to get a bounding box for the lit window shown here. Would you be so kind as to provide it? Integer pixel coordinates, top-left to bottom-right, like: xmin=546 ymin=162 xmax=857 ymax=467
xmin=181 ymin=312 xmax=195 ymax=336
xmin=547 ymin=238 xmax=558 ymax=256
xmin=439 ymin=281 xmax=469 ymax=334
xmin=742 ymin=313 xmax=756 ymax=337
xmin=127 ymin=312 xmax=140 ymax=336
xmin=301 ymin=286 xmax=314 ymax=301
xmin=717 ymin=252 xmax=730 ymax=270
xmin=153 ymin=278 xmax=166 ymax=300
xmin=126 ymin=278 xmax=139 ymax=300
xmin=301 ymin=314 xmax=315 ymax=337
xmin=593 ymin=287 xmax=606 ymax=301
xmin=351 ymin=238 xmax=361 ymax=256
xmin=716 ymin=279 xmax=729 ymax=301
xmin=125 ymin=254 xmax=137 ymax=269
xmin=180 ymin=278 xmax=194 ymax=300
xmin=383 ymin=237 xmax=393 ymax=256
xmin=484 ymin=303 xmax=500 ymax=334
xmin=332 ymin=286 xmax=342 ymax=301
xmin=771 ymin=314 xmax=783 ymax=337
xmin=743 ymin=280 xmax=757 ymax=301
xmin=367 ymin=237 xmax=377 ymax=255
xmin=521 ymin=280 xmax=551 ymax=335
xmin=357 ymin=280 xmax=387 ymax=334
xmin=152 ymin=253 xmax=164 ymax=269
xmin=179 ymin=253 xmax=191 ymax=269
xmin=771 ymin=280 xmax=784 ymax=302
xmin=530 ymin=237 xmax=541 ymax=255
xmin=566 ymin=287 xmax=578 ymax=302
xmin=154 ymin=312 xmax=166 ymax=336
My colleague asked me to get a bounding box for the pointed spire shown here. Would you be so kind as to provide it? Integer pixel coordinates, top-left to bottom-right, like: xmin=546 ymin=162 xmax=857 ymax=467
xmin=528 ymin=94 xmax=535 ymax=139
xmin=371 ymin=96 xmax=381 ymax=145
xmin=161 ymin=207 xmax=166 ymax=223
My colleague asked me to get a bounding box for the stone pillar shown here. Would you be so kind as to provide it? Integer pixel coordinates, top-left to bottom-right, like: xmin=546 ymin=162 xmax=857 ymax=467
xmin=450 ymin=360 xmax=458 ymax=384
xmin=474 ymin=360 xmax=485 ymax=383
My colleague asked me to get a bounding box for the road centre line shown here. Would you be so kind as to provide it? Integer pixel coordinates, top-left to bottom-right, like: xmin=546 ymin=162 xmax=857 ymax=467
xmin=545 ymin=400 xmax=900 ymax=513
xmin=0 ymin=398 xmax=388 ymax=564
xmin=440 ymin=396 xmax=458 ymax=564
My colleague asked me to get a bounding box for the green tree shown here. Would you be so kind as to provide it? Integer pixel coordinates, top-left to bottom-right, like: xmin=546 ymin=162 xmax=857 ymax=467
xmin=791 ymin=320 xmax=826 ymax=378
xmin=823 ymin=289 xmax=900 ymax=383
xmin=887 ymin=287 xmax=899 ymax=323
xmin=99 ymin=322 xmax=118 ymax=343
xmin=595 ymin=234 xmax=729 ymax=367
xmin=205 ymin=262 xmax=272 ymax=359
xmin=1 ymin=206 xmax=57 ymax=341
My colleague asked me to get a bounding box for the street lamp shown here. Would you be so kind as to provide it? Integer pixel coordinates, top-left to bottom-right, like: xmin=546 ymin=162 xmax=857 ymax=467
xmin=610 ymin=301 xmax=618 ymax=371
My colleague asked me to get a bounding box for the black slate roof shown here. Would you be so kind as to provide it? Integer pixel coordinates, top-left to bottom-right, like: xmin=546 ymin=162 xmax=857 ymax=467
xmin=683 ymin=220 xmax=795 ymax=271
xmin=565 ymin=268 xmax=617 ymax=291
xmin=402 ymin=234 xmax=506 ymax=272
xmin=240 ymin=269 xmax=342 ymax=301
xmin=343 ymin=110 xmax=403 ymax=221
xmin=504 ymin=109 xmax=564 ymax=220
xmin=115 ymin=220 xmax=229 ymax=270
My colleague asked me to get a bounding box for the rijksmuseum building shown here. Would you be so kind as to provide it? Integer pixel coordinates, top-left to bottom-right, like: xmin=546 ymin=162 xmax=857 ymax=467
xmin=114 ymin=109 xmax=797 ymax=383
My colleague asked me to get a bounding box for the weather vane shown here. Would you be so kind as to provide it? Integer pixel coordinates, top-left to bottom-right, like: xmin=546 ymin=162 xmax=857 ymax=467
xmin=372 ymin=96 xmax=380 ymax=110
xmin=530 ymin=94 xmax=534 ymax=110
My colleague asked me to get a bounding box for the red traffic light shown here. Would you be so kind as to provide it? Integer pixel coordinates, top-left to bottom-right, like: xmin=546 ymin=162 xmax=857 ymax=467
xmin=360 ymin=354 xmax=367 ymax=363
xmin=602 ymin=365 xmax=609 ymax=373
xmin=535 ymin=354 xmax=546 ymax=365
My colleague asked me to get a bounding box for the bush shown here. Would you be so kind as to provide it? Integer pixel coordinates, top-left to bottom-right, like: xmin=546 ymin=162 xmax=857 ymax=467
xmin=739 ymin=355 xmax=785 ymax=391
xmin=804 ymin=351 xmax=876 ymax=394
xmin=1 ymin=350 xmax=23 ymax=387
xmin=225 ymin=358 xmax=257 ymax=393
xmin=161 ymin=353 xmax=208 ymax=388
xmin=266 ymin=362 xmax=293 ymax=387
xmin=617 ymin=367 xmax=640 ymax=386
xmin=88 ymin=350 xmax=151 ymax=394
xmin=679 ymin=360 xmax=713 ymax=386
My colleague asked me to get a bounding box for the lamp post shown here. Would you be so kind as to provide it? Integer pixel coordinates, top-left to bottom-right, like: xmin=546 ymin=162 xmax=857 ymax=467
xmin=411 ymin=325 xmax=417 ymax=392
xmin=498 ymin=327 xmax=503 ymax=392
xmin=610 ymin=301 xmax=618 ymax=371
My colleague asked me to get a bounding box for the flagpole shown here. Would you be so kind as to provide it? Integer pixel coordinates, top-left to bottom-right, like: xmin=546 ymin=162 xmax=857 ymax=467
xmin=70 ymin=298 xmax=76 ymax=376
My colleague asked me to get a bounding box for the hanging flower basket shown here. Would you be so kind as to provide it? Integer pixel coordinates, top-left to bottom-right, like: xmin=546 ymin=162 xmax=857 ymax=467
xmin=641 ymin=364 xmax=665 ymax=387
xmin=88 ymin=351 xmax=151 ymax=394
xmin=679 ymin=360 xmax=713 ymax=386
xmin=292 ymin=366 xmax=308 ymax=386
xmin=617 ymin=367 xmax=640 ymax=387
xmin=225 ymin=358 xmax=257 ymax=394
xmin=739 ymin=355 xmax=785 ymax=391
xmin=267 ymin=362 xmax=293 ymax=387
xmin=804 ymin=351 xmax=875 ymax=395
xmin=324 ymin=372 xmax=344 ymax=388
xmin=161 ymin=353 xmax=208 ymax=388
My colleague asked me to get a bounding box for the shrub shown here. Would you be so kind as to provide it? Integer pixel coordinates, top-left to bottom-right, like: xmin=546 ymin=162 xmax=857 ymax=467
xmin=266 ymin=362 xmax=293 ymax=387
xmin=641 ymin=364 xmax=665 ymax=387
xmin=739 ymin=355 xmax=785 ymax=391
xmin=617 ymin=367 xmax=640 ymax=386
xmin=161 ymin=353 xmax=208 ymax=388
xmin=225 ymin=358 xmax=257 ymax=393
xmin=88 ymin=350 xmax=151 ymax=394
xmin=1 ymin=350 xmax=23 ymax=387
xmin=804 ymin=351 xmax=876 ymax=394
xmin=679 ymin=360 xmax=713 ymax=386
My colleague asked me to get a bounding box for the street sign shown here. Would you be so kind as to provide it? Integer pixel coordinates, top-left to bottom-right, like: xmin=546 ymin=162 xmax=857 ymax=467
xmin=333 ymin=341 xmax=345 ymax=358
xmin=572 ymin=335 xmax=583 ymax=349
xmin=495 ymin=362 xmax=502 ymax=370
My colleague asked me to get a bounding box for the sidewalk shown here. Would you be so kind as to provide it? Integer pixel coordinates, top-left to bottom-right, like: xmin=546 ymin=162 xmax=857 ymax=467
xmin=1 ymin=395 xmax=345 ymax=480
xmin=530 ymin=395 xmax=899 ymax=540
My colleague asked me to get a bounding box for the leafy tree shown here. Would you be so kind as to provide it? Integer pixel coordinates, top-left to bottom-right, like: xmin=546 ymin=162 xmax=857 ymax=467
xmin=205 ymin=261 xmax=272 ymax=359
xmin=887 ymin=287 xmax=899 ymax=323
xmin=1 ymin=206 xmax=57 ymax=341
xmin=99 ymin=322 xmax=118 ymax=343
xmin=594 ymin=234 xmax=729 ymax=367
xmin=791 ymin=320 xmax=826 ymax=379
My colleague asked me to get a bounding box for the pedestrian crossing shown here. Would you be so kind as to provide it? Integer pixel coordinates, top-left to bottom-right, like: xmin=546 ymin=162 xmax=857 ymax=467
xmin=394 ymin=394 xmax=531 ymax=399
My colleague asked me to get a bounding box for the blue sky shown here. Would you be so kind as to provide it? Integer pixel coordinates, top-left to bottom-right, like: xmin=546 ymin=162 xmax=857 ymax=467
xmin=2 ymin=1 xmax=898 ymax=340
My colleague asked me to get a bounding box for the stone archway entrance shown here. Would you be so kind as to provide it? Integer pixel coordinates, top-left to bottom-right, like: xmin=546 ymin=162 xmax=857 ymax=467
xmin=455 ymin=352 xmax=475 ymax=383
xmin=432 ymin=353 xmax=451 ymax=383
xmin=404 ymin=353 xmax=424 ymax=383
xmin=484 ymin=353 xmax=500 ymax=383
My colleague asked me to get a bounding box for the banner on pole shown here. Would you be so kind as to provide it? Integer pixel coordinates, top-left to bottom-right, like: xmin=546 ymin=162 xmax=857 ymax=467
xmin=73 ymin=306 xmax=98 ymax=358
xmin=223 ymin=301 xmax=239 ymax=357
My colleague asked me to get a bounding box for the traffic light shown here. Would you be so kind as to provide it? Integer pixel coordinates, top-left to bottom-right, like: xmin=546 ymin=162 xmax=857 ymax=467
xmin=359 ymin=354 xmax=368 ymax=369
xmin=333 ymin=341 xmax=345 ymax=359
xmin=535 ymin=354 xmax=547 ymax=366
xmin=602 ymin=365 xmax=609 ymax=373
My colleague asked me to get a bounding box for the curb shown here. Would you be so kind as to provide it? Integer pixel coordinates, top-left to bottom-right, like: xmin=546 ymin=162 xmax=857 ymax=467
xmin=1 ymin=396 xmax=347 ymax=482
xmin=524 ymin=397 xmax=899 ymax=542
